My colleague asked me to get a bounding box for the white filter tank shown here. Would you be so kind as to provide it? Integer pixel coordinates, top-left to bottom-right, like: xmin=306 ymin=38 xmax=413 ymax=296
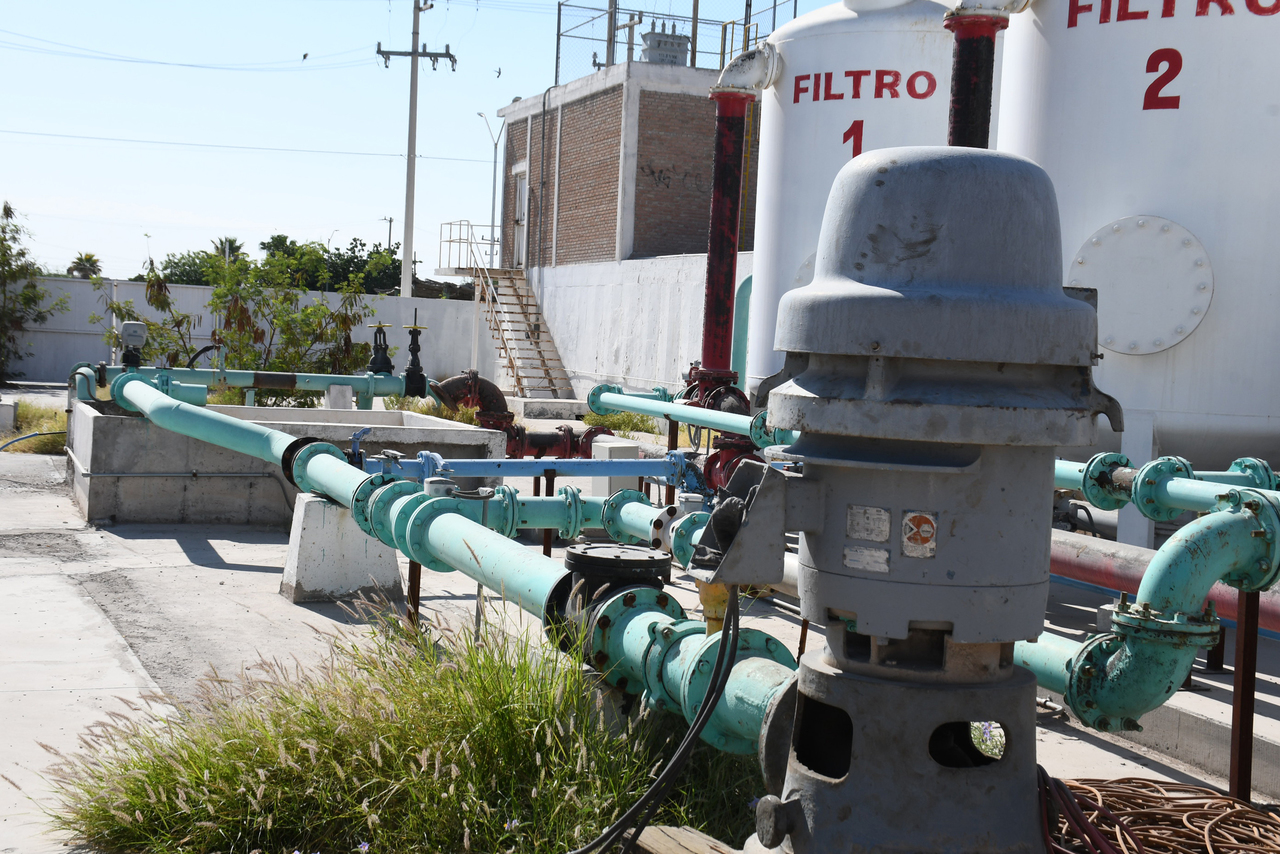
xmin=997 ymin=0 xmax=1280 ymax=468
xmin=745 ymin=0 xmax=957 ymax=397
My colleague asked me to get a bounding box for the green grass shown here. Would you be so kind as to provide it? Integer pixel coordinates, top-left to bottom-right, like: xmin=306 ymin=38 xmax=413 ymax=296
xmin=581 ymin=410 xmax=659 ymax=439
xmin=46 ymin=604 xmax=759 ymax=852
xmin=387 ymin=395 xmax=481 ymax=427
xmin=1 ymin=401 xmax=67 ymax=454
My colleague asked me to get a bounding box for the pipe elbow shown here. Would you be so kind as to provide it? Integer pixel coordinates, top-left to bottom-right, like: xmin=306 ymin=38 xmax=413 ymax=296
xmin=713 ymin=42 xmax=780 ymax=95
xmin=1063 ymin=634 xmax=1199 ymax=732
xmin=432 ymin=371 xmax=510 ymax=415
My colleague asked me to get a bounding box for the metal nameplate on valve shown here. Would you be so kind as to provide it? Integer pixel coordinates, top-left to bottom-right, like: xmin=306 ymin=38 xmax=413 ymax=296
xmin=847 ymin=504 xmax=890 ymax=543
xmin=843 ymin=545 xmax=890 ymax=574
xmin=901 ymin=511 xmax=938 ymax=558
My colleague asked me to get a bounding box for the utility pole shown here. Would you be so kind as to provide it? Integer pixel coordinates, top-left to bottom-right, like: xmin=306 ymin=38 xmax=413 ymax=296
xmin=381 ymin=216 xmax=394 ymax=251
xmin=478 ymin=112 xmax=505 ymax=268
xmin=378 ymin=2 xmax=458 ymax=298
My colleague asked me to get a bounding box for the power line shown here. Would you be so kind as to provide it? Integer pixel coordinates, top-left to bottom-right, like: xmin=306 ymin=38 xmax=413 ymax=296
xmin=0 ymin=129 xmax=489 ymax=163
xmin=0 ymin=27 xmax=375 ymax=72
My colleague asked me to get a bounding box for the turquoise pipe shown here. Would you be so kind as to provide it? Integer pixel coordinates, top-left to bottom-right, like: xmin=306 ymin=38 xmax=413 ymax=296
xmin=588 ymin=385 xmax=798 ymax=449
xmin=416 ymin=506 xmax=570 ymax=620
xmin=104 ymin=377 xmax=796 ymax=756
xmin=1015 ymin=501 xmax=1280 ymax=732
xmin=1054 ymin=459 xmax=1087 ymax=491
xmin=590 ymin=586 xmax=797 ymax=753
xmin=731 ymin=275 xmax=751 ymax=393
xmin=71 ymin=366 xmax=96 ymax=403
xmin=1057 ymin=455 xmax=1280 ymax=518
xmin=113 ymin=375 xmax=297 ymax=466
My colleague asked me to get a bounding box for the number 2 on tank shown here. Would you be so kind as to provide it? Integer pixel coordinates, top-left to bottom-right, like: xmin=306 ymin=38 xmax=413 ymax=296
xmin=1144 ymin=48 xmax=1182 ymax=109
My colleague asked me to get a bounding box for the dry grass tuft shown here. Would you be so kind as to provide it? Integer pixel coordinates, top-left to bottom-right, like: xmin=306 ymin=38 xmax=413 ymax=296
xmin=46 ymin=601 xmax=759 ymax=852
xmin=1 ymin=401 xmax=67 ymax=454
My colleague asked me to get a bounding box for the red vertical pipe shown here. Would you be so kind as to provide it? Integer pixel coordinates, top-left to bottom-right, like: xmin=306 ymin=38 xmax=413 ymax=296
xmin=701 ymin=91 xmax=754 ymax=373
xmin=1230 ymin=591 xmax=1260 ymax=800
xmin=943 ymin=15 xmax=1008 ymax=149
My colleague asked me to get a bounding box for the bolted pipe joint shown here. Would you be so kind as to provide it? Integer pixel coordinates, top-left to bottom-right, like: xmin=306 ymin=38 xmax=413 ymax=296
xmin=1131 ymin=456 xmax=1196 ymax=521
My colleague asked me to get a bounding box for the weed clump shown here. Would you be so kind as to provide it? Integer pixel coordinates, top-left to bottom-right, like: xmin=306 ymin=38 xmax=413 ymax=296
xmin=47 ymin=607 xmax=758 ymax=852
xmin=1 ymin=401 xmax=67 ymax=454
xmin=582 ymin=410 xmax=659 ymax=439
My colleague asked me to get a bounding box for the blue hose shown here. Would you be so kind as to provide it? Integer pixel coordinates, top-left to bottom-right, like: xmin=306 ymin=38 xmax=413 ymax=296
xmin=0 ymin=431 xmax=67 ymax=452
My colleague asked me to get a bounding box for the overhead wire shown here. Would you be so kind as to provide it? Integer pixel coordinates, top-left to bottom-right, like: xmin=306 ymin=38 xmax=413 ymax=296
xmin=0 ymin=129 xmax=489 ymax=162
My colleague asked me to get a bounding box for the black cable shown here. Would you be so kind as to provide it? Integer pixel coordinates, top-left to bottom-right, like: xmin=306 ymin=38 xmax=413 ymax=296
xmin=620 ymin=594 xmax=741 ymax=854
xmin=1072 ymin=502 xmax=1098 ymax=537
xmin=567 ymin=587 xmax=741 ymax=854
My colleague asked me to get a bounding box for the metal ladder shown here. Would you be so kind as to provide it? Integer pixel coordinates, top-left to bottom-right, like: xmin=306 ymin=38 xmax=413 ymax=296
xmin=448 ymin=222 xmax=574 ymax=399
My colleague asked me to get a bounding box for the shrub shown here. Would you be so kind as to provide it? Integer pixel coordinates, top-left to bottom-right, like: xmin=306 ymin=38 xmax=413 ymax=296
xmin=46 ymin=605 xmax=759 ymax=852
xmin=582 ymin=410 xmax=659 ymax=439
xmin=386 ymin=394 xmax=481 ymax=427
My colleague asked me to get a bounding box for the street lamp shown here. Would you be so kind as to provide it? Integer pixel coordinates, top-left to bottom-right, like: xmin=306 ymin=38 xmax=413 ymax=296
xmin=478 ymin=112 xmax=506 ymax=268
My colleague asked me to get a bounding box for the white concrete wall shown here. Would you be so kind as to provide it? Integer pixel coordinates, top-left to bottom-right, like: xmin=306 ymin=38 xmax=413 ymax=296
xmin=16 ymin=277 xmax=498 ymax=385
xmin=529 ymin=252 xmax=752 ymax=398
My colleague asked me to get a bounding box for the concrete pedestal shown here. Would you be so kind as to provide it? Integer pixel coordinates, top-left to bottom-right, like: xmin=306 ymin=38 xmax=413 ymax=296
xmin=280 ymin=493 xmax=403 ymax=603
xmin=0 ymin=400 xmax=14 ymax=433
xmin=591 ymin=435 xmax=641 ymax=498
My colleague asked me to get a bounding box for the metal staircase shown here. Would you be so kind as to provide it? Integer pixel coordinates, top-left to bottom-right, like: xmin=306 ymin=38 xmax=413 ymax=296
xmin=438 ymin=221 xmax=574 ymax=399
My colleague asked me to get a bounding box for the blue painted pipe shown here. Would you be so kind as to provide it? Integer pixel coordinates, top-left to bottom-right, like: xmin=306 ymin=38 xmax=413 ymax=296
xmin=440 ymin=456 xmax=679 ymax=481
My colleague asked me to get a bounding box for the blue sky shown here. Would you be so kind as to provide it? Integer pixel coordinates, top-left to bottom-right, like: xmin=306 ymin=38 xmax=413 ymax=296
xmin=2 ymin=0 xmax=811 ymax=280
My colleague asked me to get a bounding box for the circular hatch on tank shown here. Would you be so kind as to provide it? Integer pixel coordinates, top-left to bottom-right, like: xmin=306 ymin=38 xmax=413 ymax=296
xmin=1071 ymin=215 xmax=1213 ymax=356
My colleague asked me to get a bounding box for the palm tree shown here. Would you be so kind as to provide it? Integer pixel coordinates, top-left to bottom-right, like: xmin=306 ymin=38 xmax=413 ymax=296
xmin=210 ymin=237 xmax=245 ymax=262
xmin=67 ymin=252 xmax=102 ymax=279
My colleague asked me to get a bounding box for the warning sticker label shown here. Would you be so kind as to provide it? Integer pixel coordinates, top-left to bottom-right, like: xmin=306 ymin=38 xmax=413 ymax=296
xmin=901 ymin=511 xmax=938 ymax=559
xmin=846 ymin=505 xmax=891 ymax=543
xmin=843 ymin=545 xmax=890 ymax=574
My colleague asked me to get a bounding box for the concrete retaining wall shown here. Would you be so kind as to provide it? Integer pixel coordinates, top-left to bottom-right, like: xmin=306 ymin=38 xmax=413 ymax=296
xmin=68 ymin=401 xmax=505 ymax=526
xmin=528 ymin=252 xmax=752 ymax=399
xmin=15 ymin=277 xmax=498 ymax=385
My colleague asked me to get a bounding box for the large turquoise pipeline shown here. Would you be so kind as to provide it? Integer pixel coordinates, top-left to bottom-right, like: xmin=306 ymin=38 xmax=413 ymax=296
xmin=109 ymin=374 xmax=792 ymax=753
xmin=1023 ymin=451 xmax=1280 ymax=732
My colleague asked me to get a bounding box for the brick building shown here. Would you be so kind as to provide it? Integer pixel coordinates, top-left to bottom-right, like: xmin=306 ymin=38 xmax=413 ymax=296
xmin=496 ymin=61 xmax=759 ymax=269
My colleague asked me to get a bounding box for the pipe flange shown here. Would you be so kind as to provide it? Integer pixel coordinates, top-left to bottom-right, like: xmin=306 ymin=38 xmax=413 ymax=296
xmin=587 ymin=383 xmax=624 ymax=417
xmin=1229 ymin=458 xmax=1279 ymax=491
xmin=678 ymin=628 xmax=797 ymax=753
xmin=489 ymin=484 xmax=520 ymax=539
xmin=602 ymin=489 xmax=651 ymax=545
xmin=1133 ymin=456 xmax=1195 ymax=521
xmin=1107 ymin=603 xmax=1220 ymax=647
xmin=391 ymin=492 xmax=431 ymax=556
xmin=1080 ymin=452 xmax=1132 ymax=511
xmin=403 ymin=497 xmax=466 ymax=572
xmin=280 ymin=437 xmax=324 ymax=487
xmin=671 ymin=511 xmax=710 ymax=567
xmin=367 ymin=480 xmax=421 ymax=547
xmin=290 ymin=442 xmax=347 ymax=496
xmin=1224 ymin=491 xmax=1280 ymax=593
xmin=642 ymin=618 xmax=706 ymax=711
xmin=588 ymin=586 xmax=685 ymax=695
xmin=1063 ymin=633 xmax=1129 ymax=733
xmin=748 ymin=410 xmax=788 ymax=450
xmin=108 ymin=372 xmax=152 ymax=411
xmin=349 ymin=473 xmax=392 ymax=537
xmin=558 ymin=485 xmax=584 ymax=541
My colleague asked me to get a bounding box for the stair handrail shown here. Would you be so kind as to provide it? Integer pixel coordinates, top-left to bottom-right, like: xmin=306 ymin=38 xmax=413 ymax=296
xmin=460 ymin=222 xmax=524 ymax=396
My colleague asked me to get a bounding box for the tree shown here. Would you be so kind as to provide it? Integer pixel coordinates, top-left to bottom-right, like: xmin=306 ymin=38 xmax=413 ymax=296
xmin=161 ymin=250 xmax=219 ymax=287
xmin=0 ymin=202 xmax=67 ymax=381
xmin=67 ymin=252 xmax=102 ymax=279
xmin=90 ymin=258 xmax=200 ymax=368
xmin=209 ymin=237 xmax=245 ymax=262
xmin=326 ymin=237 xmax=401 ymax=295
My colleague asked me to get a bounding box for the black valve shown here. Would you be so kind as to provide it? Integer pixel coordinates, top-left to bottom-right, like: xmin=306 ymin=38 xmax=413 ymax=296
xmin=402 ymin=312 xmax=427 ymax=398
xmin=366 ymin=324 xmax=395 ymax=375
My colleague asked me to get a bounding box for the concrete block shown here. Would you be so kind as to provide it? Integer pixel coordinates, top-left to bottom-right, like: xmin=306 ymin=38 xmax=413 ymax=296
xmin=280 ymin=493 xmax=402 ymax=603
xmin=0 ymin=400 xmax=14 ymax=433
xmin=592 ymin=435 xmax=641 ymax=498
xmin=67 ymin=400 xmax=505 ymax=526
xmin=324 ymin=385 xmax=353 ymax=409
xmin=508 ymin=397 xmax=588 ymax=420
